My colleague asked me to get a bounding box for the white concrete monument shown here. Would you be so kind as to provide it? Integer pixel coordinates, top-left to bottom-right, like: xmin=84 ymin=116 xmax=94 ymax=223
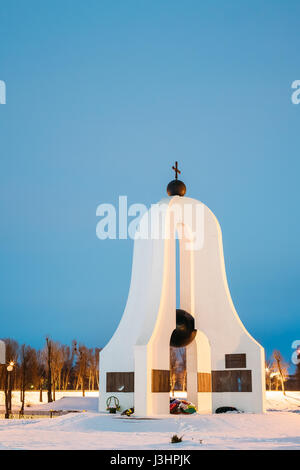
xmin=99 ymin=163 xmax=266 ymax=415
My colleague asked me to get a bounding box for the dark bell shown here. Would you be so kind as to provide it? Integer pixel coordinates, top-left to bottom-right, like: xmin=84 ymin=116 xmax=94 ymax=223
xmin=170 ymin=309 xmax=197 ymax=348
xmin=167 ymin=179 xmax=186 ymax=197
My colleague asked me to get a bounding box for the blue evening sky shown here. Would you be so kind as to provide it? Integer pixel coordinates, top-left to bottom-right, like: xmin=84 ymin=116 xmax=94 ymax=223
xmin=0 ymin=1 xmax=299 ymax=364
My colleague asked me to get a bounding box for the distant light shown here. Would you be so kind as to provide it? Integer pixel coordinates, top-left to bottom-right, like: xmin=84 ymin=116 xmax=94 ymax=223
xmin=270 ymin=372 xmax=280 ymax=378
xmin=7 ymin=361 xmax=15 ymax=371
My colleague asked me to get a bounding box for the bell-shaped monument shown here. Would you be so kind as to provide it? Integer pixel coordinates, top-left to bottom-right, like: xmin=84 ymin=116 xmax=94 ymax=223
xmin=99 ymin=163 xmax=266 ymax=415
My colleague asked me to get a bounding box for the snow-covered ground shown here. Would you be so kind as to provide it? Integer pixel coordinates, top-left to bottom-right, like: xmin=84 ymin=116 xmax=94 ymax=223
xmin=0 ymin=391 xmax=299 ymax=450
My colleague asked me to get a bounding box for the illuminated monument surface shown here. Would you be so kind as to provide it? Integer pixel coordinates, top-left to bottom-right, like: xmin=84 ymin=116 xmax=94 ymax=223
xmin=99 ymin=164 xmax=266 ymax=415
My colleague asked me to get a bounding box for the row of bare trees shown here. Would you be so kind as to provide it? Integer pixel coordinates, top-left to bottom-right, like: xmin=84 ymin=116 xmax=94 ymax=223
xmin=1 ymin=339 xmax=298 ymax=404
xmin=266 ymin=349 xmax=300 ymax=394
xmin=265 ymin=350 xmax=290 ymax=394
xmin=0 ymin=338 xmax=101 ymax=406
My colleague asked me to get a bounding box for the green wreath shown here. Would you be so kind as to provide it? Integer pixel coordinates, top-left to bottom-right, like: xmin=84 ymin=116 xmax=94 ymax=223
xmin=106 ymin=396 xmax=120 ymax=411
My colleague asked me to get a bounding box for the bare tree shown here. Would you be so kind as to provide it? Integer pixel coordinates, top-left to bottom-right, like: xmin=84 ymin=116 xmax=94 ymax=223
xmin=177 ymin=348 xmax=186 ymax=392
xmin=45 ymin=337 xmax=53 ymax=402
xmin=61 ymin=344 xmax=75 ymax=390
xmin=3 ymin=339 xmax=19 ymax=418
xmin=273 ymin=350 xmax=289 ymax=395
xmin=49 ymin=342 xmax=65 ymax=400
xmin=170 ymin=347 xmax=186 ymax=395
xmin=73 ymin=342 xmax=89 ymax=397
xmin=170 ymin=347 xmax=178 ymax=396
xmin=19 ymin=345 xmax=37 ymax=414
xmin=265 ymin=359 xmax=275 ymax=391
xmin=87 ymin=347 xmax=100 ymax=390
xmin=295 ymin=348 xmax=300 ymax=390
xmin=36 ymin=350 xmax=46 ymax=402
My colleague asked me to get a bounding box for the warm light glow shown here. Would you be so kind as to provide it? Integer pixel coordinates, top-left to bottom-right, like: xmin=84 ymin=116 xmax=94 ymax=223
xmin=270 ymin=372 xmax=280 ymax=378
xmin=7 ymin=361 xmax=15 ymax=372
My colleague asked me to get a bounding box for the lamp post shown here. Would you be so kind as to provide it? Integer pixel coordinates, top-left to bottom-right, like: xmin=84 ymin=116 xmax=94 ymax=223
xmin=265 ymin=367 xmax=269 ymax=390
xmin=5 ymin=361 xmax=15 ymax=419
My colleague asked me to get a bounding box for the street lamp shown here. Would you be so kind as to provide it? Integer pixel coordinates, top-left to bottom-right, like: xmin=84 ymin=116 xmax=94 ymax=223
xmin=5 ymin=361 xmax=15 ymax=419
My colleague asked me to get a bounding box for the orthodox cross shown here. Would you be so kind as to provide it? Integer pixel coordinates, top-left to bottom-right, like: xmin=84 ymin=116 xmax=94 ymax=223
xmin=172 ymin=161 xmax=181 ymax=180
